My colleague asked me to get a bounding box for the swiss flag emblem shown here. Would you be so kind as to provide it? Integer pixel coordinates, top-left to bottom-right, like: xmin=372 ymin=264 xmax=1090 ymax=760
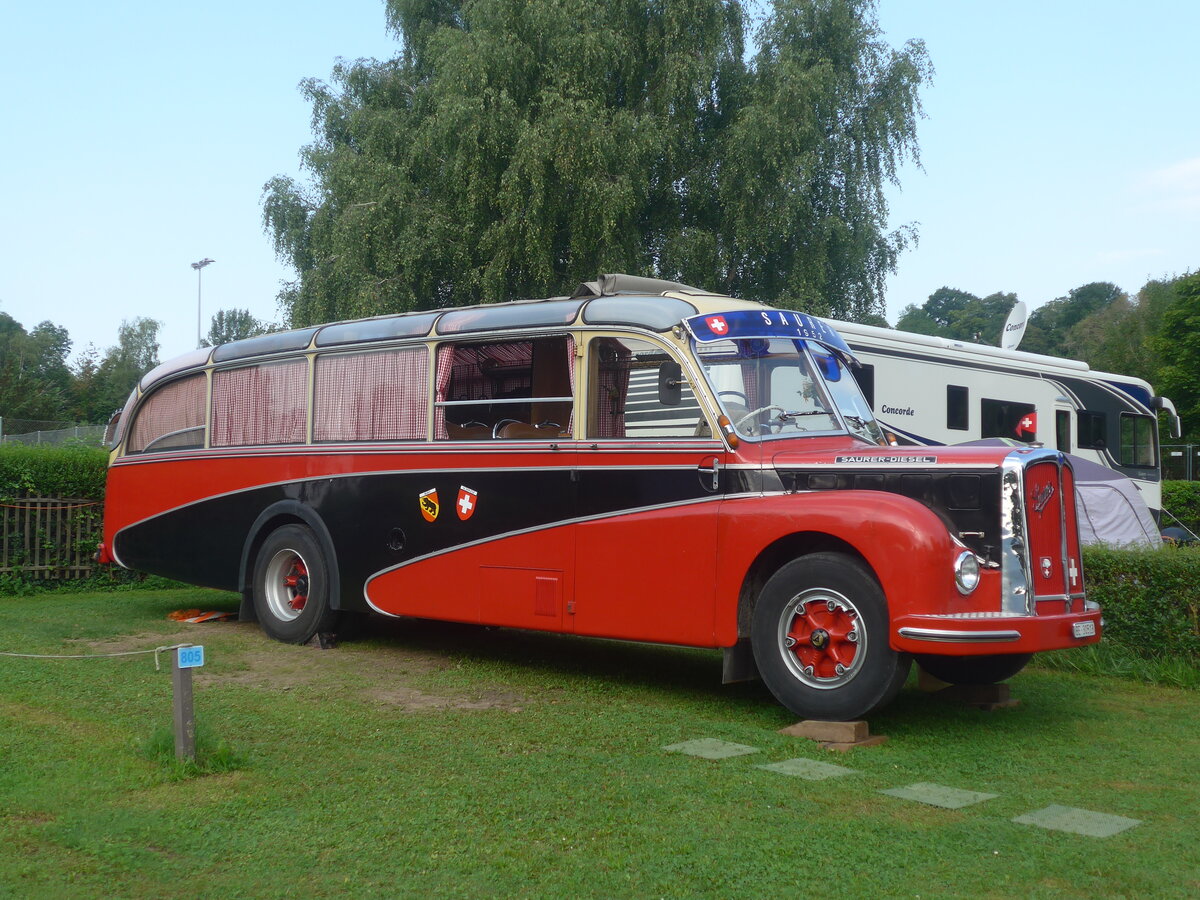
xmin=707 ymin=316 xmax=729 ymax=335
xmin=1016 ymin=412 xmax=1037 ymax=436
xmin=456 ymin=486 xmax=478 ymax=520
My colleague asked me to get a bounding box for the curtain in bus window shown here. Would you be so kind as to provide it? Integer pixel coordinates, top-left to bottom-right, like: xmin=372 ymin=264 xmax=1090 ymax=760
xmin=433 ymin=345 xmax=455 ymax=439
xmin=565 ymin=336 xmax=576 ymax=431
xmin=590 ymin=338 xmax=632 ymax=438
xmin=313 ymin=347 xmax=428 ymax=442
xmin=211 ymin=360 xmax=308 ymax=446
xmin=127 ymin=373 xmax=206 ymax=453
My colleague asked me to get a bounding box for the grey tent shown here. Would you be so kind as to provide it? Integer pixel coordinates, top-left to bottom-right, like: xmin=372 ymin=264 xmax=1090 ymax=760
xmin=955 ymin=439 xmax=1160 ymax=548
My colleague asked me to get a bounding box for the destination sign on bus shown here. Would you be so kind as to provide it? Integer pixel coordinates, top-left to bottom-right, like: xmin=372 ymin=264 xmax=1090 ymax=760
xmin=684 ymin=310 xmax=853 ymax=358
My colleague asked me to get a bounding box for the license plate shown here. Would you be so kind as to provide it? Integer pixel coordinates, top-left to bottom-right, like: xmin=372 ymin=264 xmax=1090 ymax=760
xmin=1072 ymin=620 xmax=1096 ymax=639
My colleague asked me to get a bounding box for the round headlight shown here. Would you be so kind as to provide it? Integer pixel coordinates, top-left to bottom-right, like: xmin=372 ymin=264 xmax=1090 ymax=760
xmin=954 ymin=550 xmax=981 ymax=595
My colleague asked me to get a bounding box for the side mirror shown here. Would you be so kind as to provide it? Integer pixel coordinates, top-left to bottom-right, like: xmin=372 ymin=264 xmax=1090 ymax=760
xmin=658 ymin=361 xmax=683 ymax=406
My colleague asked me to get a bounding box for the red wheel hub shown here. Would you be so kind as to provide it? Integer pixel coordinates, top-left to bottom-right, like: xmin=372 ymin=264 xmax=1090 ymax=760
xmin=282 ymin=558 xmax=309 ymax=611
xmin=786 ymin=601 xmax=859 ymax=679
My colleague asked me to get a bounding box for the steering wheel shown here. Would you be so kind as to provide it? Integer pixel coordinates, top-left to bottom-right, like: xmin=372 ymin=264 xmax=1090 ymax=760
xmin=735 ymin=405 xmax=785 ymax=434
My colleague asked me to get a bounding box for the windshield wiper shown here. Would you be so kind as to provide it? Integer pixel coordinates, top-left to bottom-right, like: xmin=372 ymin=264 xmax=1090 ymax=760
xmin=777 ymin=409 xmax=829 ymax=421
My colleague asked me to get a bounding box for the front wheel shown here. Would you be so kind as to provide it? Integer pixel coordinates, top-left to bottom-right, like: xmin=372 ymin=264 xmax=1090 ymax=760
xmin=915 ymin=653 xmax=1032 ymax=685
xmin=253 ymin=524 xmax=339 ymax=644
xmin=751 ymin=553 xmax=910 ymax=721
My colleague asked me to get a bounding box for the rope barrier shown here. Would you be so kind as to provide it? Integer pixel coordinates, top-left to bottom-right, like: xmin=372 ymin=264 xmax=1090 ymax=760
xmin=0 ymin=643 xmax=194 ymax=671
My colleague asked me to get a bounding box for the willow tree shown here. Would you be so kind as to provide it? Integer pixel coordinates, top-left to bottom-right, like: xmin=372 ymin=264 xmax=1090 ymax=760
xmin=263 ymin=0 xmax=929 ymax=325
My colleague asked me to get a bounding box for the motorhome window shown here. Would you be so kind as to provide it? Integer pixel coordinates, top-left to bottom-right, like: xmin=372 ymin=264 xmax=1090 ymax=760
xmin=588 ymin=338 xmax=702 ymax=439
xmin=1119 ymin=413 xmax=1156 ymax=467
xmin=947 ymin=385 xmax=968 ymax=431
xmin=1056 ymin=410 xmax=1071 ymax=453
xmin=211 ymin=359 xmax=308 ymax=447
xmin=851 ymin=363 xmax=875 ymax=408
xmin=313 ymin=346 xmax=429 ymax=442
xmin=1078 ymin=411 xmax=1106 ymax=450
xmin=435 ymin=337 xmax=574 ymax=440
xmin=126 ymin=373 xmax=206 ymax=454
xmin=981 ymin=398 xmax=1036 ymax=443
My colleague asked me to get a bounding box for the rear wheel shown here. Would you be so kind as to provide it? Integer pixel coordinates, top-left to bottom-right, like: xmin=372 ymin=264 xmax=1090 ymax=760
xmin=916 ymin=653 xmax=1032 ymax=685
xmin=751 ymin=553 xmax=910 ymax=721
xmin=253 ymin=524 xmax=339 ymax=644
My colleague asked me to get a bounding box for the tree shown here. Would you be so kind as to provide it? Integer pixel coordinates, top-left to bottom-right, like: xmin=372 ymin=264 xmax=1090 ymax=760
xmin=79 ymin=318 xmax=161 ymax=421
xmin=1020 ymin=282 xmax=1124 ymax=358
xmin=203 ymin=309 xmax=270 ymax=347
xmin=264 ymin=0 xmax=930 ymax=325
xmin=0 ymin=311 xmax=73 ymax=421
xmin=895 ymin=287 xmax=1015 ymax=343
xmin=1152 ymin=273 xmax=1200 ymax=438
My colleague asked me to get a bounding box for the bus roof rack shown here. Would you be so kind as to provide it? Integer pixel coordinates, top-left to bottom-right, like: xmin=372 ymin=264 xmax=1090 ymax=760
xmin=571 ymin=273 xmax=720 ymax=299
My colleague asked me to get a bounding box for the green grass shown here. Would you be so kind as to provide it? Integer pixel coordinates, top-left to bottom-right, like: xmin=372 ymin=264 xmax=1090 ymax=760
xmin=2 ymin=589 xmax=1199 ymax=898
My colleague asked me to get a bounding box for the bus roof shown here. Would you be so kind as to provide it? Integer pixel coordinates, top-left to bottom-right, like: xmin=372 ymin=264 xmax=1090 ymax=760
xmin=140 ymin=274 xmax=766 ymax=392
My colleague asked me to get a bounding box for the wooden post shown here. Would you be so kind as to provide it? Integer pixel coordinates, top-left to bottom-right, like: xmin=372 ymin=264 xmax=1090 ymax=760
xmin=172 ymin=648 xmax=196 ymax=762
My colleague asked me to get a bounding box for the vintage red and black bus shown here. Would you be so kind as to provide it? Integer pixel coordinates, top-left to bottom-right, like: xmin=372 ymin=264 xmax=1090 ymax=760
xmin=100 ymin=274 xmax=1101 ymax=720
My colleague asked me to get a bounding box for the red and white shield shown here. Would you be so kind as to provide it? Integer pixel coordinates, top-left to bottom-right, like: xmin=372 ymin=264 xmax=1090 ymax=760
xmin=706 ymin=316 xmax=729 ymax=335
xmin=456 ymin=486 xmax=478 ymax=521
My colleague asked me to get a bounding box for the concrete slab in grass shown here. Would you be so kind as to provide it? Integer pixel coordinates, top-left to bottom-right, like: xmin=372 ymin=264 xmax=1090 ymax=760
xmin=662 ymin=738 xmax=760 ymax=760
xmin=1012 ymin=805 xmax=1142 ymax=838
xmin=756 ymin=758 xmax=858 ymax=780
xmin=879 ymin=782 xmax=998 ymax=809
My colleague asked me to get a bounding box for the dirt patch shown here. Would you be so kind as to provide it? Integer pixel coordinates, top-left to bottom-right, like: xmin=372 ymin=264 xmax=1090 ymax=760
xmin=76 ymin=629 xmax=203 ymax=657
xmin=370 ymin=685 xmax=525 ymax=713
xmin=78 ymin=624 xmax=524 ymax=712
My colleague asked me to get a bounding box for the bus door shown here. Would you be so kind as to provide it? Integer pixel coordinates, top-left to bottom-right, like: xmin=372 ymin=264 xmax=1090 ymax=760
xmin=375 ymin=336 xmax=578 ymax=630
xmin=571 ymin=335 xmax=726 ymax=645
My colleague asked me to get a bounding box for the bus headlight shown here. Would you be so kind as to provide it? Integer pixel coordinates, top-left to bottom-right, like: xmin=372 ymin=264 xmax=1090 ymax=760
xmin=954 ymin=551 xmax=981 ymax=595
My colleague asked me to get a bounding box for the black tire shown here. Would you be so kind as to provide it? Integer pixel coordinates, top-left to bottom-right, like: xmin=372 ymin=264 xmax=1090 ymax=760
xmin=252 ymin=524 xmax=339 ymax=644
xmin=916 ymin=653 xmax=1032 ymax=685
xmin=751 ymin=552 xmax=910 ymax=721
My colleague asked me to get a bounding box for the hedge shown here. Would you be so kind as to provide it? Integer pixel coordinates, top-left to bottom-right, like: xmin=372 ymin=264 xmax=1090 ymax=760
xmin=1161 ymin=480 xmax=1200 ymax=534
xmin=1081 ymin=544 xmax=1200 ymax=663
xmin=0 ymin=443 xmax=108 ymax=500
xmin=0 ymin=444 xmax=171 ymax=593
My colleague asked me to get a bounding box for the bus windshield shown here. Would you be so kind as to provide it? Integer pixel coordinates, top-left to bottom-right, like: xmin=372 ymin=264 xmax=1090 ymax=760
xmin=696 ymin=337 xmax=885 ymax=444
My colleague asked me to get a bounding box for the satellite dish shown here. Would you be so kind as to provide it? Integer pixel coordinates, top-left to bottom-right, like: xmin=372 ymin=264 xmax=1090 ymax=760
xmin=1001 ymin=300 xmax=1028 ymax=350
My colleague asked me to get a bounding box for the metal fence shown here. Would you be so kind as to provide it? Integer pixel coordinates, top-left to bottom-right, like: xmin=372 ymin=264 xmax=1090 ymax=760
xmin=0 ymin=496 xmax=103 ymax=580
xmin=0 ymin=417 xmax=109 ymax=447
xmin=1161 ymin=445 xmax=1200 ymax=481
xmin=0 ymin=424 xmax=108 ymax=447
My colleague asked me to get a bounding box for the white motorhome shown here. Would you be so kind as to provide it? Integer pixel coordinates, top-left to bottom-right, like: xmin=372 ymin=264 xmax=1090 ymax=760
xmin=825 ymin=319 xmax=1180 ymax=516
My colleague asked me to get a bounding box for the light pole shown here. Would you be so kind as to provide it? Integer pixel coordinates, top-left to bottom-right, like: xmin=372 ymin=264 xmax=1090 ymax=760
xmin=191 ymin=258 xmax=214 ymax=347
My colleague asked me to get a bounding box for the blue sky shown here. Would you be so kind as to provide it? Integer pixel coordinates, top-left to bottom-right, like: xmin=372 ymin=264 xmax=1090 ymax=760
xmin=1 ymin=1 xmax=1196 ymax=367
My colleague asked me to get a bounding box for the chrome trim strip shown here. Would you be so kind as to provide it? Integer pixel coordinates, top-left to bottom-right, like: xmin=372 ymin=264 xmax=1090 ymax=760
xmin=1000 ymin=452 xmax=1032 ymax=615
xmin=897 ymin=627 xmax=1022 ymax=643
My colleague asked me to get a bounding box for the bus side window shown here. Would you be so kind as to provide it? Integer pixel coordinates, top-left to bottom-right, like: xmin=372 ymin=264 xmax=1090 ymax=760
xmin=313 ymin=346 xmax=429 ymax=442
xmin=126 ymin=373 xmax=207 ymax=454
xmin=1077 ymin=411 xmax=1106 ymax=450
xmin=434 ymin=337 xmax=574 ymax=440
xmin=947 ymin=385 xmax=968 ymax=431
xmin=587 ymin=337 xmax=702 ymax=439
xmin=211 ymin=360 xmax=309 ymax=447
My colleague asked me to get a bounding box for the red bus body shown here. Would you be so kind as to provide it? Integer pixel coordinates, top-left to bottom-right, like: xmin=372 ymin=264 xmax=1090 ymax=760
xmin=102 ymin=276 xmax=1100 ymax=719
